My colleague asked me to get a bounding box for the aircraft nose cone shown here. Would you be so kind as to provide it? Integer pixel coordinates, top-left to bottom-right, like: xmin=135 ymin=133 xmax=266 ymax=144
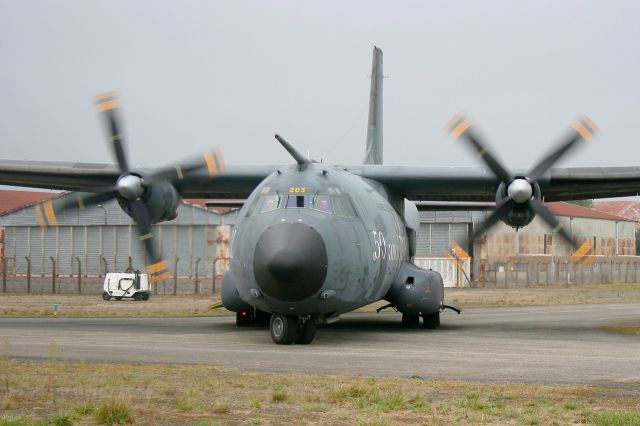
xmin=253 ymin=223 xmax=328 ymax=302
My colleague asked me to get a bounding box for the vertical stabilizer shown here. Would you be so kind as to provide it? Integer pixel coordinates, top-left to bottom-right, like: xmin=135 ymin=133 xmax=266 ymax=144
xmin=364 ymin=46 xmax=383 ymax=165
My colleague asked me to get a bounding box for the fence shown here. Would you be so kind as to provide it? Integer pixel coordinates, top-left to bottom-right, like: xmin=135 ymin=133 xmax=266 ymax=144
xmin=0 ymin=255 xmax=229 ymax=295
xmin=416 ymin=255 xmax=640 ymax=288
xmin=473 ymin=255 xmax=640 ymax=288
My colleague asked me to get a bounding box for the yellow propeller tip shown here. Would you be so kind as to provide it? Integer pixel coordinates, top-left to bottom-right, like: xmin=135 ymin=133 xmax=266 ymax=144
xmin=95 ymin=92 xmax=119 ymax=112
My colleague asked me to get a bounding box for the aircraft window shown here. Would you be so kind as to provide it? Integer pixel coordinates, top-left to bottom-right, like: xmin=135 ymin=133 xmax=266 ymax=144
xmin=285 ymin=195 xmax=309 ymax=208
xmin=310 ymin=196 xmax=332 ymax=214
xmin=259 ymin=195 xmax=283 ymax=213
xmin=332 ymin=196 xmax=357 ymax=218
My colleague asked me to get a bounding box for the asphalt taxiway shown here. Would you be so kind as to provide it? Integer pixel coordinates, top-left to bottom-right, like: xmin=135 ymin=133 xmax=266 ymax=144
xmin=1 ymin=303 xmax=639 ymax=384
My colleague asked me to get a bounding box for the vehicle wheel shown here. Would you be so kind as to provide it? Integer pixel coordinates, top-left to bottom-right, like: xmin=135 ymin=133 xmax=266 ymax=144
xmin=255 ymin=309 xmax=271 ymax=327
xmin=133 ymin=293 xmax=142 ymax=301
xmin=142 ymin=293 xmax=150 ymax=301
xmin=295 ymin=318 xmax=316 ymax=344
xmin=236 ymin=311 xmax=253 ymax=327
xmin=422 ymin=312 xmax=440 ymax=329
xmin=401 ymin=314 xmax=420 ymax=328
xmin=102 ymin=292 xmax=111 ymax=301
xmin=270 ymin=314 xmax=297 ymax=345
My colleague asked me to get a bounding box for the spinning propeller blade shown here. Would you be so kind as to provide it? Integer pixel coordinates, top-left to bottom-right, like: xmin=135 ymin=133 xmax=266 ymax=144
xmin=448 ymin=114 xmax=598 ymax=249
xmin=38 ymin=92 xmax=225 ymax=282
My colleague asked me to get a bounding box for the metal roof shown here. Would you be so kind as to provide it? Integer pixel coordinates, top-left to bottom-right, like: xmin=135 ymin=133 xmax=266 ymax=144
xmin=547 ymin=201 xmax=635 ymax=222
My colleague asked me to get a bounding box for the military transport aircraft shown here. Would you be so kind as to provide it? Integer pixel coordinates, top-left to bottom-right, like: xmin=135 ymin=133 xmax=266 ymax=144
xmin=1 ymin=47 xmax=639 ymax=344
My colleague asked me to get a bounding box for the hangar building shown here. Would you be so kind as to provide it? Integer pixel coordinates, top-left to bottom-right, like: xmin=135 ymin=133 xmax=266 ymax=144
xmin=0 ymin=191 xmax=236 ymax=281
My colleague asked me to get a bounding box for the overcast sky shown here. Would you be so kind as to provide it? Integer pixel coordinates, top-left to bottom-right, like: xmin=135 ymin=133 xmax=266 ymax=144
xmin=1 ymin=1 xmax=639 ymax=174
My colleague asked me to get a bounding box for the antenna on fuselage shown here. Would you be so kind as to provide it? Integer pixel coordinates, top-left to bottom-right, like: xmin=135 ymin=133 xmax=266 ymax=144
xmin=275 ymin=134 xmax=310 ymax=168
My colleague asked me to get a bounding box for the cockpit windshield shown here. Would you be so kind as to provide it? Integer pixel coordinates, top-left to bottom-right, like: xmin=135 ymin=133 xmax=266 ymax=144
xmin=255 ymin=194 xmax=356 ymax=217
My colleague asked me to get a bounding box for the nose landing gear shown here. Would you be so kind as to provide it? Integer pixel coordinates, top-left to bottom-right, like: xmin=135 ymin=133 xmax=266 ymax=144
xmin=269 ymin=314 xmax=317 ymax=345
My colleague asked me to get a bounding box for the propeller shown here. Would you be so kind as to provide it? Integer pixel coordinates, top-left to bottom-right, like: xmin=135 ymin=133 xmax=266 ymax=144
xmin=37 ymin=92 xmax=225 ymax=282
xmin=446 ymin=114 xmax=598 ymax=250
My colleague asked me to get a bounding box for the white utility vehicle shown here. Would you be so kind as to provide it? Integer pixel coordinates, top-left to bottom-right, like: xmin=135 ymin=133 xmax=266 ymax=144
xmin=102 ymin=271 xmax=151 ymax=301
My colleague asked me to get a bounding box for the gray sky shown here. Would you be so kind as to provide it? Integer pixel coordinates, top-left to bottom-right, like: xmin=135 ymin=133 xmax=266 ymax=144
xmin=1 ymin=1 xmax=639 ymax=173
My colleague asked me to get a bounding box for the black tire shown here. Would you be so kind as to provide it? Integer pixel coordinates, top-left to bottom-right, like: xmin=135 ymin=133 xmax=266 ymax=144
xmin=255 ymin=309 xmax=271 ymax=327
xmin=422 ymin=312 xmax=440 ymax=329
xmin=270 ymin=314 xmax=297 ymax=345
xmin=236 ymin=311 xmax=253 ymax=327
xmin=295 ymin=319 xmax=316 ymax=344
xmin=133 ymin=293 xmax=143 ymax=301
xmin=141 ymin=293 xmax=150 ymax=301
xmin=102 ymin=292 xmax=111 ymax=301
xmin=401 ymin=314 xmax=420 ymax=328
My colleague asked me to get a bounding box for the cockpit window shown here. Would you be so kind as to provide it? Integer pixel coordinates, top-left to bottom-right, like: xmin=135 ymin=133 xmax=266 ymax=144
xmin=332 ymin=196 xmax=357 ymax=218
xmin=310 ymin=196 xmax=332 ymax=214
xmin=260 ymin=195 xmax=283 ymax=213
xmin=285 ymin=195 xmax=309 ymax=208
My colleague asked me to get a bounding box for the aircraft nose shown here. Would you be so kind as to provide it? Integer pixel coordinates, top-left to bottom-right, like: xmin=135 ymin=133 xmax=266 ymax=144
xmin=253 ymin=223 xmax=328 ymax=302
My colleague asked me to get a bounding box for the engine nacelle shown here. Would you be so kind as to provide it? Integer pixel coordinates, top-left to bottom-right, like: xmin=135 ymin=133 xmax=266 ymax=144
xmin=221 ymin=271 xmax=254 ymax=313
xmin=118 ymin=180 xmax=181 ymax=224
xmin=384 ymin=262 xmax=444 ymax=315
xmin=495 ymin=180 xmax=540 ymax=229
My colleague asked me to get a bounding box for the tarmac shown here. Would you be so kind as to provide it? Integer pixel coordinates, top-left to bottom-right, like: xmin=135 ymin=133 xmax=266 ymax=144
xmin=1 ymin=303 xmax=639 ymax=384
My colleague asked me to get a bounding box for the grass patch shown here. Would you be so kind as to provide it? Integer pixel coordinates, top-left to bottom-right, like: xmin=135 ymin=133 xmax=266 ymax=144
xmin=604 ymin=323 xmax=640 ymax=335
xmin=588 ymin=410 xmax=640 ymax=426
xmin=0 ymin=359 xmax=638 ymax=424
xmin=95 ymin=398 xmax=131 ymax=424
xmin=359 ymin=282 xmax=640 ymax=312
xmin=0 ymin=294 xmax=231 ymax=318
xmin=271 ymin=388 xmax=288 ymax=403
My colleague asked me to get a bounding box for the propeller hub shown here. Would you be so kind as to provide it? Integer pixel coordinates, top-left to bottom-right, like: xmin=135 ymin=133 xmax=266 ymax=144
xmin=507 ymin=178 xmax=533 ymax=204
xmin=116 ymin=174 xmax=144 ymax=200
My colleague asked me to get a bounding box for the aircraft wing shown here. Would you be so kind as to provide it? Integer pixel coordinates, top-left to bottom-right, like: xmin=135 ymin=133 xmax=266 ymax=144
xmin=355 ymin=165 xmax=640 ymax=202
xmin=1 ymin=160 xmax=640 ymax=202
xmin=0 ymin=160 xmax=276 ymax=199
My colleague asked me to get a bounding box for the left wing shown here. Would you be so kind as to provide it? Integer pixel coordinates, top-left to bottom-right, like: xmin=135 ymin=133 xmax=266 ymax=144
xmin=354 ymin=165 xmax=640 ymax=202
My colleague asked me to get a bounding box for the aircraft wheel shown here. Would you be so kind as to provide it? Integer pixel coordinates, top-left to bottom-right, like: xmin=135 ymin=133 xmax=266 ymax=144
xmin=422 ymin=312 xmax=440 ymax=329
xmin=270 ymin=314 xmax=297 ymax=345
xmin=102 ymin=292 xmax=111 ymax=301
xmin=236 ymin=311 xmax=253 ymax=327
xmin=295 ymin=318 xmax=316 ymax=344
xmin=401 ymin=314 xmax=420 ymax=328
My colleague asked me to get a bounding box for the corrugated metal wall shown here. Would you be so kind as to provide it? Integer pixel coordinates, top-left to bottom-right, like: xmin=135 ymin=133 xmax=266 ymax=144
xmin=0 ymin=196 xmax=232 ymax=277
xmin=416 ymin=223 xmax=470 ymax=256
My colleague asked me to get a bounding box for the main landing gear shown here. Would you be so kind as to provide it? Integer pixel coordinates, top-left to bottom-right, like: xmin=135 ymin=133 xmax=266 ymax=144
xmin=401 ymin=312 xmax=440 ymax=329
xmin=270 ymin=313 xmax=316 ymax=345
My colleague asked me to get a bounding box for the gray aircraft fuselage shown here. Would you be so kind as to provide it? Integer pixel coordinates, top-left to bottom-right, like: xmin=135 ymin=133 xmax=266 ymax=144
xmin=229 ymin=162 xmax=408 ymax=317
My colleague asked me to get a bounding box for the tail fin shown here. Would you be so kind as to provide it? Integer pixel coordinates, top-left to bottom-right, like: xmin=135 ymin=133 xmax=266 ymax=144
xmin=364 ymin=46 xmax=383 ymax=165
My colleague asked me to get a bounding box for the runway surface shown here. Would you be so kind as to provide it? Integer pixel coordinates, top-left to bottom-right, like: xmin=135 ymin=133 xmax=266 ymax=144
xmin=1 ymin=303 xmax=639 ymax=384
